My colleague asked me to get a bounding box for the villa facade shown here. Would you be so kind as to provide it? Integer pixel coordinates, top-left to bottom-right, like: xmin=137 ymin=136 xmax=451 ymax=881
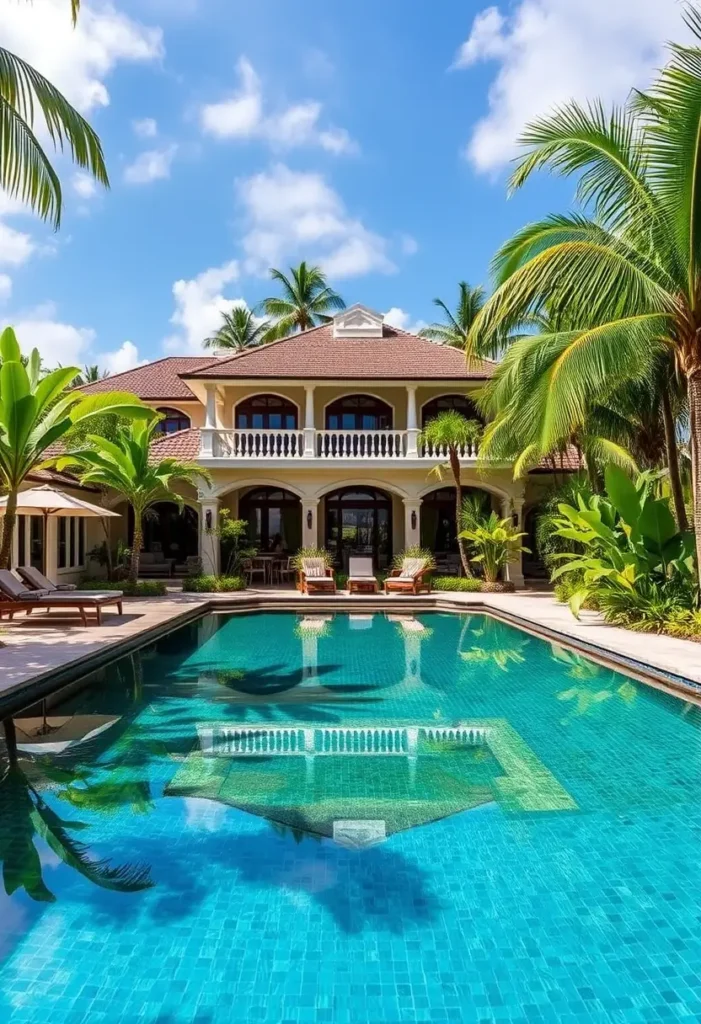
xmin=63 ymin=305 xmax=567 ymax=584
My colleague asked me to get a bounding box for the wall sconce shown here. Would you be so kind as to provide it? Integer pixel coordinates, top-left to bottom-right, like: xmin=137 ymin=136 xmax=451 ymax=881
xmin=512 ymin=512 xmax=519 ymax=527
xmin=307 ymin=510 xmax=313 ymax=530
xmin=411 ymin=510 xmax=417 ymax=530
xmin=205 ymin=509 xmax=212 ymax=531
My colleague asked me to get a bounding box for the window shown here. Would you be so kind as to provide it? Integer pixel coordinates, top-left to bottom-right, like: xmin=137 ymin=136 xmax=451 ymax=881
xmin=421 ymin=394 xmax=483 ymax=427
xmin=30 ymin=517 xmax=43 ymax=570
xmin=239 ymin=487 xmax=301 ymax=552
xmin=57 ymin=516 xmax=86 ymax=570
xmin=235 ymin=395 xmax=298 ymax=430
xmin=154 ymin=407 xmax=191 ymax=434
xmin=325 ymin=395 xmax=393 ymax=430
xmin=17 ymin=515 xmax=26 ymax=568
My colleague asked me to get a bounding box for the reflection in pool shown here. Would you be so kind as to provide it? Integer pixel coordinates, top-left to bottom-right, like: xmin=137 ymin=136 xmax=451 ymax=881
xmin=1 ymin=611 xmax=700 ymax=1022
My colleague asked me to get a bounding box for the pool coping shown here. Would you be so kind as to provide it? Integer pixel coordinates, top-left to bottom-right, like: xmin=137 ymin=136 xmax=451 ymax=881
xmin=1 ymin=591 xmax=700 ymax=720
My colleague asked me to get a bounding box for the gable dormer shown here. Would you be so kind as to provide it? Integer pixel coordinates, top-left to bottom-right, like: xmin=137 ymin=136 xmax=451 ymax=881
xmin=332 ymin=304 xmax=384 ymax=339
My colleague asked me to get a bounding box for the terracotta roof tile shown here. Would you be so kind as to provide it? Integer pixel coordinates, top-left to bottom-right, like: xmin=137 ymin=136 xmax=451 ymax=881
xmin=181 ymin=323 xmax=494 ymax=381
xmin=149 ymin=427 xmax=201 ymax=462
xmin=26 ymin=467 xmax=99 ymax=491
xmin=533 ymin=446 xmax=583 ymax=473
xmin=77 ymin=356 xmax=219 ymax=400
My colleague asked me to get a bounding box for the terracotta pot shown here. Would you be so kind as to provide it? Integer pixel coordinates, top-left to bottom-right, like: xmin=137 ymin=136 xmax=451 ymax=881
xmin=481 ymin=580 xmax=515 ymax=594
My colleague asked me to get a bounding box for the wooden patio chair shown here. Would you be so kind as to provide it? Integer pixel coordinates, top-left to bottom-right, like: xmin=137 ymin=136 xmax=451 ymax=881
xmin=384 ymin=557 xmax=432 ymax=596
xmin=347 ymin=556 xmax=378 ymax=594
xmin=298 ymin=558 xmax=336 ymax=594
xmin=0 ymin=570 xmax=123 ymax=626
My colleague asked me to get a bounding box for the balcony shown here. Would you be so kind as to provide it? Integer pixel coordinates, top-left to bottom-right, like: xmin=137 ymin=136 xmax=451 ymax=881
xmin=199 ymin=428 xmax=480 ymax=464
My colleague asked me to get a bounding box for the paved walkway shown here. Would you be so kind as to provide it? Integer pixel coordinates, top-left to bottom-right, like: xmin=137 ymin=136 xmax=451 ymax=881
xmin=1 ymin=588 xmax=699 ymax=714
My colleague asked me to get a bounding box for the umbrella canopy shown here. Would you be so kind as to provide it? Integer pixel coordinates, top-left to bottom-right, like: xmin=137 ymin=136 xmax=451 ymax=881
xmin=14 ymin=714 xmax=121 ymax=754
xmin=0 ymin=485 xmax=120 ymax=518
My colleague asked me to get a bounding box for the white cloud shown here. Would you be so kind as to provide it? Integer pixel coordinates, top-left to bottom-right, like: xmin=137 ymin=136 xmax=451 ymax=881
xmin=72 ymin=172 xmax=98 ymax=200
xmin=124 ymin=145 xmax=178 ymax=185
xmin=237 ymin=163 xmax=395 ymax=279
xmin=454 ymin=0 xmax=688 ymax=172
xmin=11 ymin=303 xmax=96 ymax=366
xmin=0 ymin=274 xmax=12 ymax=302
xmin=383 ymin=307 xmax=427 ymax=335
xmin=98 ymin=340 xmax=146 ymax=375
xmin=200 ymin=57 xmax=357 ymax=154
xmin=0 ymin=0 xmax=163 ymax=115
xmin=163 ymin=260 xmax=247 ymax=353
xmin=132 ymin=117 xmax=158 ymax=138
xmin=0 ymin=222 xmax=34 ymax=265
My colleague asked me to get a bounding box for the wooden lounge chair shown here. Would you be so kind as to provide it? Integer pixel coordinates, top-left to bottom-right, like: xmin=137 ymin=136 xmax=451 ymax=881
xmin=347 ymin=556 xmax=378 ymax=594
xmin=0 ymin=570 xmax=123 ymax=626
xmin=384 ymin=557 xmax=432 ymax=596
xmin=298 ymin=558 xmax=336 ymax=594
xmin=17 ymin=566 xmax=78 ymax=592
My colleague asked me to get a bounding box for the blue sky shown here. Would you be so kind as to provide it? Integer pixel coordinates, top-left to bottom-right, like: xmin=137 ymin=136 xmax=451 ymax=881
xmin=0 ymin=0 xmax=691 ymax=371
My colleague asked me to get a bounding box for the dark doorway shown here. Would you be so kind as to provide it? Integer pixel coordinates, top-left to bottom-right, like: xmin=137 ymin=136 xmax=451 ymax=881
xmin=325 ymin=486 xmax=392 ymax=571
xmin=421 ymin=394 xmax=483 ymax=427
xmin=235 ymin=395 xmax=298 ymax=430
xmin=239 ymin=487 xmax=301 ymax=552
xmin=129 ymin=502 xmax=198 ymax=561
xmin=325 ymin=395 xmax=393 ymax=430
xmin=420 ymin=487 xmax=494 ymax=557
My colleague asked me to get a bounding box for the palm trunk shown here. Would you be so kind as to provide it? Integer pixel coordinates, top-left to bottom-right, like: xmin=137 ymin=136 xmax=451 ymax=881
xmin=129 ymin=511 xmax=142 ymax=584
xmin=0 ymin=488 xmax=18 ymax=570
xmin=450 ymin=449 xmax=471 ymax=576
xmin=661 ymin=386 xmax=688 ymax=531
xmin=687 ymin=371 xmax=701 ymax=583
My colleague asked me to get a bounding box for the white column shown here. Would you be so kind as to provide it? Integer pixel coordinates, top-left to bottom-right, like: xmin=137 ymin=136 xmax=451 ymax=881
xmin=303 ymin=384 xmax=316 ymax=457
xmin=406 ymin=386 xmax=419 ymax=457
xmin=201 ymin=384 xmax=216 ymax=457
xmin=199 ymin=498 xmax=220 ymax=575
xmin=301 ymin=498 xmax=319 ymax=547
xmin=501 ymin=496 xmax=525 ymax=589
xmin=403 ymin=498 xmax=422 ymax=548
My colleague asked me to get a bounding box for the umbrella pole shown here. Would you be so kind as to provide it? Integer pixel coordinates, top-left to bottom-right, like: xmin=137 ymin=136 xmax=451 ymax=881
xmin=43 ymin=511 xmax=48 ymax=577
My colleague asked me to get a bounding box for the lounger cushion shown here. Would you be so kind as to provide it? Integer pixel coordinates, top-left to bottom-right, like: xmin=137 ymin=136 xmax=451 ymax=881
xmin=399 ymin=557 xmax=425 ymax=578
xmin=303 ymin=559 xmax=327 ymax=578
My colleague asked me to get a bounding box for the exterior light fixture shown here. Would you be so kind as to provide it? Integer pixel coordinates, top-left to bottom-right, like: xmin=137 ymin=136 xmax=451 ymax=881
xmin=205 ymin=509 xmax=212 ymax=530
xmin=411 ymin=510 xmax=417 ymax=530
xmin=307 ymin=510 xmax=313 ymax=530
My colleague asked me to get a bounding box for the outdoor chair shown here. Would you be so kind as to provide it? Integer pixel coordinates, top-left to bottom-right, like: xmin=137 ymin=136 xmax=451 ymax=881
xmin=298 ymin=558 xmax=336 ymax=594
xmin=384 ymin=557 xmax=432 ymax=596
xmin=242 ymin=558 xmax=266 ymax=586
xmin=275 ymin=557 xmax=295 ymax=585
xmin=0 ymin=570 xmax=123 ymax=626
xmin=347 ymin=556 xmax=378 ymax=594
xmin=16 ymin=566 xmax=77 ymax=592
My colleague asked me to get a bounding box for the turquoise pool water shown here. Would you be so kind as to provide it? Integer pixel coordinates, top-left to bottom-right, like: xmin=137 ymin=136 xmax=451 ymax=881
xmin=1 ymin=611 xmax=700 ymax=1023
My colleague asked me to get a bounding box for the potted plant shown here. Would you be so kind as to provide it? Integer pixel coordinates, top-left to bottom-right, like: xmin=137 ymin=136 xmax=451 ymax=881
xmin=459 ymin=512 xmax=529 ymax=592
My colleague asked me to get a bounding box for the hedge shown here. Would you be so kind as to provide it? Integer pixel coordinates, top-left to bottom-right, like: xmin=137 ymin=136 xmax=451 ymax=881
xmin=181 ymin=575 xmax=247 ymax=593
xmin=80 ymin=577 xmax=168 ymax=597
xmin=431 ymin=576 xmax=484 ymax=592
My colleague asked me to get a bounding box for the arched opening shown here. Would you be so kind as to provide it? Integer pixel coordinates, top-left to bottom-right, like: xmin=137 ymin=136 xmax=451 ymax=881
xmin=155 ymin=407 xmax=191 ymax=434
xmin=421 ymin=394 xmax=483 ymax=427
xmin=420 ymin=487 xmax=495 ymax=570
xmin=235 ymin=395 xmax=298 ymax=430
xmin=239 ymin=487 xmax=301 ymax=553
xmin=325 ymin=394 xmax=393 ymax=430
xmin=324 ymin=486 xmax=392 ymax=571
xmin=129 ymin=502 xmax=199 ymax=571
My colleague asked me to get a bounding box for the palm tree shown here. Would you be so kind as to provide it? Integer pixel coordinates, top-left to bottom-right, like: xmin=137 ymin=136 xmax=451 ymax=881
xmin=57 ymin=417 xmax=210 ymax=582
xmin=468 ymin=4 xmax=701 ymax=574
xmin=0 ymin=328 xmax=148 ymax=569
xmin=419 ymin=282 xmax=486 ymax=348
xmin=76 ymin=364 xmax=109 ymax=386
xmin=1 ymin=1 xmax=108 ymax=229
xmin=418 ymin=411 xmax=483 ymax=576
xmin=203 ymin=307 xmax=269 ymax=352
xmin=258 ymin=262 xmax=345 ymax=341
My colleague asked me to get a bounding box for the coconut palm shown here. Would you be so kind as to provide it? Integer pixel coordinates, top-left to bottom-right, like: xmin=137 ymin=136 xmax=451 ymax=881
xmin=203 ymin=306 xmax=269 ymax=352
xmin=468 ymin=4 xmax=701 ymax=573
xmin=0 ymin=1 xmax=108 ymax=229
xmin=419 ymin=282 xmax=486 ymax=349
xmin=418 ymin=411 xmax=483 ymax=575
xmin=76 ymin=364 xmax=109 ymax=386
xmin=56 ymin=418 xmax=210 ymax=583
xmin=0 ymin=328 xmax=149 ymax=569
xmin=258 ymin=262 xmax=345 ymax=341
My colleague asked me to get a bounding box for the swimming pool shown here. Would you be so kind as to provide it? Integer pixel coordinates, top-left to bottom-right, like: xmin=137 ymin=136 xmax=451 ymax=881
xmin=1 ymin=611 xmax=700 ymax=1022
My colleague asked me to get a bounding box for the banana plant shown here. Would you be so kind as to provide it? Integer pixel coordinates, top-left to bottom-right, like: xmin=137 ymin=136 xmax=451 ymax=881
xmin=0 ymin=327 xmax=151 ymax=568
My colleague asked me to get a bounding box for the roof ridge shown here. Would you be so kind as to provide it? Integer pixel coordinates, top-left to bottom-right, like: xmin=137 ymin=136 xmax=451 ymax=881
xmin=207 ymin=322 xmax=332 ymax=368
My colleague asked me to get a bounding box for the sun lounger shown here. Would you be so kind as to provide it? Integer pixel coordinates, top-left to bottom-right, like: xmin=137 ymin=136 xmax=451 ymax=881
xmin=384 ymin=557 xmax=432 ymax=596
xmin=347 ymin=556 xmax=378 ymax=594
xmin=17 ymin=566 xmax=78 ymax=592
xmin=0 ymin=570 xmax=123 ymax=626
xmin=298 ymin=558 xmax=336 ymax=594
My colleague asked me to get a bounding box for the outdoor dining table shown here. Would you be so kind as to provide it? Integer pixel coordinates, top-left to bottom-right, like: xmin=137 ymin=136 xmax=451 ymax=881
xmin=252 ymin=554 xmax=276 ymax=583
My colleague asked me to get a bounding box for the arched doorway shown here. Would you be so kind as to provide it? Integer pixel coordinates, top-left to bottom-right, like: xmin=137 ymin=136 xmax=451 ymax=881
xmin=239 ymin=487 xmax=301 ymax=552
xmin=154 ymin=407 xmax=191 ymax=434
xmin=421 ymin=394 xmax=483 ymax=427
xmin=325 ymin=394 xmax=393 ymax=430
xmin=324 ymin=486 xmax=392 ymax=571
xmin=420 ymin=487 xmax=494 ymax=560
xmin=235 ymin=395 xmax=298 ymax=429
xmin=130 ymin=502 xmax=199 ymax=562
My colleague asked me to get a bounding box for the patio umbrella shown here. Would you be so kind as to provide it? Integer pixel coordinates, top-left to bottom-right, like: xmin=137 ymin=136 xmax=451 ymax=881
xmin=14 ymin=714 xmax=121 ymax=754
xmin=0 ymin=484 xmax=121 ymax=575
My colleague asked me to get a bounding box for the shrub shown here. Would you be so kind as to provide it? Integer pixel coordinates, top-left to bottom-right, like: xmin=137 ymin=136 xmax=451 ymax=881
xmin=80 ymin=577 xmax=167 ymax=597
xmin=181 ymin=574 xmax=246 ymax=593
xmin=392 ymin=546 xmax=437 ymax=571
xmin=432 ymin=576 xmax=483 ymax=592
xmin=291 ymin=546 xmax=334 ymax=571
xmin=459 ymin=512 xmax=529 ymax=583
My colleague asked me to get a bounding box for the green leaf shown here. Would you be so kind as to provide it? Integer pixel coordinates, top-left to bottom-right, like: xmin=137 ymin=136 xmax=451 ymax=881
xmin=0 ymin=325 xmax=21 ymax=362
xmin=637 ymin=498 xmax=678 ymax=548
xmin=604 ymin=463 xmax=641 ymax=525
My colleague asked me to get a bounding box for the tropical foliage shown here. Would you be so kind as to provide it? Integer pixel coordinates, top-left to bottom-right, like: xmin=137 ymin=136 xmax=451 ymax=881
xmin=258 ymin=262 xmax=345 ymax=341
xmin=1 ymin=0 xmax=108 ymax=229
xmin=419 ymin=282 xmax=485 ymax=349
xmin=468 ymin=3 xmax=701 ymax=579
xmin=205 ymin=508 xmax=257 ymax=575
xmin=391 ymin=546 xmax=437 ymax=571
xmin=459 ymin=511 xmax=530 ymax=585
xmin=55 ymin=418 xmax=209 ymax=583
xmin=418 ymin=411 xmax=483 ymax=575
xmin=0 ymin=328 xmax=148 ymax=569
xmin=181 ymin=574 xmax=247 ymax=592
xmin=203 ymin=307 xmax=270 ymax=352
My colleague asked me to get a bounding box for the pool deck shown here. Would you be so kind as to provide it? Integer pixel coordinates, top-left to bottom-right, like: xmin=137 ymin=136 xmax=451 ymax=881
xmin=1 ymin=587 xmax=700 ymax=715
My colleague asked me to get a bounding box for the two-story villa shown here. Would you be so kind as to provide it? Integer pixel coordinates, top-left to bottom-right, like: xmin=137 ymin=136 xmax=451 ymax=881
xmin=75 ymin=305 xmax=564 ymax=585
